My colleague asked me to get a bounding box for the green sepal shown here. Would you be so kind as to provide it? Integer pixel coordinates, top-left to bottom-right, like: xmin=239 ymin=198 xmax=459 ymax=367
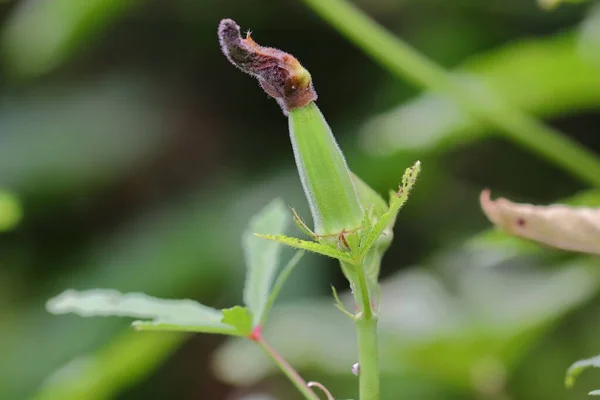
xmin=359 ymin=161 xmax=421 ymax=258
xmin=351 ymin=172 xmax=388 ymax=219
xmin=256 ymin=233 xmax=355 ymax=264
xmin=331 ymin=285 xmax=355 ymax=319
xmin=291 ymin=208 xmax=318 ymax=240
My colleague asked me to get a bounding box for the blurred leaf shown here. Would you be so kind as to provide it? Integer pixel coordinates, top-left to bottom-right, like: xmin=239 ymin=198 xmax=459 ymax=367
xmin=32 ymin=330 xmax=184 ymax=400
xmin=222 ymin=306 xmax=253 ymax=336
xmin=539 ymin=0 xmax=590 ymax=10
xmin=243 ymin=199 xmax=290 ymax=326
xmin=480 ymin=189 xmax=600 ymax=255
xmin=566 ymin=354 xmax=600 ymax=388
xmin=261 ymin=251 xmax=305 ymax=326
xmin=1 ymin=0 xmax=139 ymax=77
xmin=0 ymin=190 xmax=22 ymax=231
xmin=360 ymin=32 xmax=600 ymax=156
xmin=0 ymin=77 xmax=165 ymax=198
xmin=239 ymin=395 xmax=278 ymax=400
xmin=47 ymin=289 xmax=240 ymax=334
xmin=579 ymin=2 xmax=600 ymax=68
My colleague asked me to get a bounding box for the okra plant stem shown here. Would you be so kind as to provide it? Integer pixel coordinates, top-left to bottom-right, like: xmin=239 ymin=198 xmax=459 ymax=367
xmin=356 ymin=314 xmax=380 ymax=400
xmin=352 ymin=256 xmax=381 ymax=400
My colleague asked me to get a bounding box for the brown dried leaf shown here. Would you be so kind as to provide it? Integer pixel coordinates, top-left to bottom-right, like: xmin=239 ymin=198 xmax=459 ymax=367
xmin=480 ymin=189 xmax=600 ymax=255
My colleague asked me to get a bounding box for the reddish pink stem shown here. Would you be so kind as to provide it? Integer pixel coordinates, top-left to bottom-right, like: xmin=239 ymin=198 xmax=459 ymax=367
xmin=254 ymin=334 xmax=319 ymax=400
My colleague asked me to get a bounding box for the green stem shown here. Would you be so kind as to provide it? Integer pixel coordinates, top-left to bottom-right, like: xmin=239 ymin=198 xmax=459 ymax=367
xmin=356 ymin=315 xmax=380 ymax=400
xmin=347 ymin=257 xmax=380 ymax=400
xmin=355 ymin=260 xmax=373 ymax=319
xmin=257 ymin=338 xmax=320 ymax=400
xmin=301 ymin=0 xmax=600 ymax=187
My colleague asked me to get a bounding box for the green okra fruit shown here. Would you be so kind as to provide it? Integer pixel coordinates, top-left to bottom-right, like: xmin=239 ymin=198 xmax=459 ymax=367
xmin=219 ymin=18 xmax=364 ymax=237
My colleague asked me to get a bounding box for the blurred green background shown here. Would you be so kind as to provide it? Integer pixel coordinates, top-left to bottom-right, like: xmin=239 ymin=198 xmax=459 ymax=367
xmin=1 ymin=0 xmax=600 ymax=399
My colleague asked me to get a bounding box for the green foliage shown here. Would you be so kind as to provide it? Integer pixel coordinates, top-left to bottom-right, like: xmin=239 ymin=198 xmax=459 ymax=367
xmin=302 ymin=0 xmax=600 ymax=187
xmin=32 ymin=331 xmax=184 ymax=400
xmin=0 ymin=190 xmax=22 ymax=231
xmin=259 ymin=162 xmax=421 ymax=269
xmin=47 ymin=289 xmax=239 ymax=335
xmin=46 ymin=200 xmax=300 ymax=335
xmin=360 ymin=32 xmax=600 ymax=157
xmin=1 ymin=0 xmax=139 ymax=77
xmin=37 ymin=199 xmax=311 ymax=398
xmin=4 ymin=0 xmax=600 ymax=399
xmin=222 ymin=306 xmax=254 ymax=336
xmin=261 ymin=251 xmax=305 ymax=326
xmin=539 ymin=0 xmax=591 ymax=10
xmin=214 ymin=247 xmax=600 ymax=390
xmin=580 ymin=3 xmax=600 ymax=68
xmin=243 ymin=199 xmax=290 ymax=326
xmin=0 ymin=78 xmax=167 ymax=198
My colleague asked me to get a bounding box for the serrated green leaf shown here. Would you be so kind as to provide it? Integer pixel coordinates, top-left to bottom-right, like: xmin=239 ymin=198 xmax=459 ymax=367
xmin=222 ymin=306 xmax=253 ymax=336
xmin=243 ymin=199 xmax=289 ymax=326
xmin=47 ymin=289 xmax=238 ymax=335
xmin=292 ymin=208 xmax=318 ymax=239
xmin=256 ymin=233 xmax=355 ymax=263
xmin=331 ymin=285 xmax=354 ymax=319
xmin=359 ymin=161 xmax=420 ymax=257
xmin=566 ymin=354 xmax=600 ymax=388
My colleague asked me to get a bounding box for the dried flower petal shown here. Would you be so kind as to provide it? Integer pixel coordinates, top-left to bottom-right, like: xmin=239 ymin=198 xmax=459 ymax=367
xmin=218 ymin=19 xmax=317 ymax=114
xmin=480 ymin=189 xmax=600 ymax=255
